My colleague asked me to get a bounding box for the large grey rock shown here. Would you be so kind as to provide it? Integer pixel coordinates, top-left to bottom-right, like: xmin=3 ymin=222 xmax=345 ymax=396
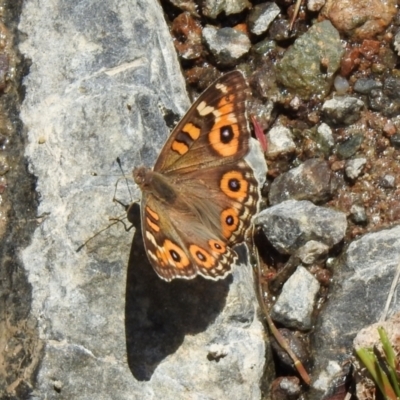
xmin=309 ymin=225 xmax=400 ymax=399
xmin=268 ymin=159 xmax=337 ymax=205
xmin=18 ymin=0 xmax=267 ymax=399
xmin=275 ymin=21 xmax=344 ymax=100
xmin=257 ymin=200 xmax=347 ymax=254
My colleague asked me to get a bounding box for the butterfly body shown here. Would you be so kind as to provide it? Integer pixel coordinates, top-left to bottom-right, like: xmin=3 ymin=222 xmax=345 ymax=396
xmin=133 ymin=71 xmax=261 ymax=282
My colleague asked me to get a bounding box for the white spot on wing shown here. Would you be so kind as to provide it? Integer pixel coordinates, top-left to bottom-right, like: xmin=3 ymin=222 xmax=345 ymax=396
xmin=147 ymin=250 xmax=158 ymax=261
xmin=213 ymin=109 xmax=221 ymax=118
xmin=215 ymin=83 xmax=228 ymax=93
xmin=197 ymin=101 xmax=215 ymax=116
xmin=146 ymin=231 xmax=157 ymax=246
xmin=227 ymin=113 xmax=237 ymax=123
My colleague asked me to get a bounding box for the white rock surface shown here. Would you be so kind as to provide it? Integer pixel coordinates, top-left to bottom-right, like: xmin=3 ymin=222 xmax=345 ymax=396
xmin=19 ymin=0 xmax=267 ymax=398
xmin=271 ymin=265 xmax=320 ymax=330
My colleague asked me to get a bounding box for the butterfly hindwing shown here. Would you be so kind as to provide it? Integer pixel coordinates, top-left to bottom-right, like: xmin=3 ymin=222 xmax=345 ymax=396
xmin=141 ymin=192 xmax=238 ymax=281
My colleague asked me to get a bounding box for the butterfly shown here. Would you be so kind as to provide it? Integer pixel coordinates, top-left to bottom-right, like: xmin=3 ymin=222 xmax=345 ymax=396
xmin=133 ymin=71 xmax=261 ymax=281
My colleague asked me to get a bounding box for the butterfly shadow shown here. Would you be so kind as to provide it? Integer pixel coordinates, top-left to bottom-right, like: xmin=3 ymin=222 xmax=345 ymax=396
xmin=125 ymin=203 xmax=232 ymax=381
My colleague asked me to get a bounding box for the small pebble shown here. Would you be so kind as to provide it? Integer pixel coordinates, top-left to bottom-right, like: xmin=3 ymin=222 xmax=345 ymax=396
xmin=345 ymin=158 xmax=367 ymax=179
xmin=350 ymin=204 xmax=368 ymax=224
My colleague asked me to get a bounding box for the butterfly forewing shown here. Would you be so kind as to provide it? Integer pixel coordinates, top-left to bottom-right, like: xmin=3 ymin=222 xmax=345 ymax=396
xmin=154 ymin=71 xmax=250 ymax=174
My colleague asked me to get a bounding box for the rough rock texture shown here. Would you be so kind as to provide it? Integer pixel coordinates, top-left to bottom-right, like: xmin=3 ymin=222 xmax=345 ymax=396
xmin=271 ymin=266 xmax=320 ymax=331
xmin=268 ymin=159 xmax=337 ymax=205
xmin=202 ymin=0 xmax=251 ymax=19
xmin=202 ymin=26 xmax=251 ymax=67
xmin=256 ymin=200 xmax=347 ymax=255
xmin=266 ymin=125 xmax=295 ymax=159
xmin=309 ymin=225 xmax=400 ymax=399
xmin=275 ymin=21 xmax=344 ymax=100
xmin=18 ymin=0 xmax=267 ymax=399
xmin=247 ymin=2 xmax=280 ymax=36
xmin=322 ymin=96 xmax=364 ymax=125
xmin=321 ymin=0 xmax=397 ymax=39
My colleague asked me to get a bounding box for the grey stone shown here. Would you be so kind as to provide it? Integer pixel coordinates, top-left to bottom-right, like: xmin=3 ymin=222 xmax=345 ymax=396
xmin=271 ymin=266 xmax=320 ymax=330
xmin=390 ymin=133 xmax=400 ymax=149
xmin=170 ymin=0 xmax=199 ymax=16
xmin=317 ymin=122 xmax=335 ymax=149
xmin=202 ymin=0 xmax=251 ymax=19
xmin=275 ymin=21 xmax=344 ymax=100
xmin=336 ymin=133 xmax=364 ymax=159
xmin=297 ymin=241 xmax=329 ymax=265
xmin=19 ymin=0 xmax=267 ymax=398
xmin=266 ymin=125 xmax=296 ymax=158
xmin=344 ymin=158 xmax=366 ymax=179
xmin=380 ymin=173 xmax=396 ymax=188
xmin=203 ymin=26 xmax=251 ymax=67
xmin=309 ymin=225 xmax=400 ymax=399
xmin=248 ymin=2 xmax=280 ymax=36
xmin=307 ymin=0 xmax=326 ymax=11
xmin=322 ymin=96 xmax=364 ymax=125
xmin=350 ymin=204 xmax=368 ymax=224
xmin=256 ymin=200 xmax=347 ymax=255
xmin=353 ymin=78 xmax=382 ymax=94
xmin=394 ymin=30 xmax=400 ymax=55
xmin=269 ymin=159 xmax=337 ymax=205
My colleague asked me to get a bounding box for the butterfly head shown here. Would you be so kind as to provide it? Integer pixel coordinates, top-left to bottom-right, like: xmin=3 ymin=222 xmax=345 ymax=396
xmin=133 ymin=166 xmax=152 ymax=191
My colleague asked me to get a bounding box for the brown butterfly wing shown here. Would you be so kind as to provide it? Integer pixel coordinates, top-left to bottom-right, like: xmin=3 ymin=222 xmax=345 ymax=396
xmin=138 ymin=71 xmax=260 ymax=281
xmin=140 ymin=191 xmax=238 ymax=281
xmin=171 ymin=160 xmax=260 ymax=247
xmin=154 ymin=71 xmax=250 ymax=175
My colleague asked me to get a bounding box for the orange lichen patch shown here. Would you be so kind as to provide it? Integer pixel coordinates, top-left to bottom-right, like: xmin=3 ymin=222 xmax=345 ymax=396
xmin=182 ymin=122 xmax=201 ymax=140
xmin=221 ymin=207 xmax=239 ymax=238
xmin=171 ymin=140 xmax=189 ymax=155
xmin=208 ymin=239 xmax=226 ymax=254
xmin=145 ymin=206 xmax=159 ymax=221
xmin=189 ymin=244 xmax=215 ymax=269
xmin=146 ymin=217 xmax=160 ymax=233
xmin=220 ymin=170 xmax=248 ymax=200
xmin=163 ymin=239 xmax=190 ymax=269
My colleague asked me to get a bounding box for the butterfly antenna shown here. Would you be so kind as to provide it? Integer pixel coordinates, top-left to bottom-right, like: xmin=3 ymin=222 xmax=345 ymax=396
xmin=116 ymin=157 xmax=133 ymax=201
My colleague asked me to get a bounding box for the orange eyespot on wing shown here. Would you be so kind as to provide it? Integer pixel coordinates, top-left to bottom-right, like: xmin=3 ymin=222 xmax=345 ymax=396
xmin=160 ymin=239 xmax=190 ymax=270
xmin=208 ymin=94 xmax=241 ymax=157
xmin=208 ymin=239 xmax=226 ymax=254
xmin=189 ymin=240 xmax=237 ymax=280
xmin=189 ymin=245 xmax=215 ymax=270
xmin=220 ymin=207 xmax=240 ymax=239
xmin=220 ymin=170 xmax=249 ymax=201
